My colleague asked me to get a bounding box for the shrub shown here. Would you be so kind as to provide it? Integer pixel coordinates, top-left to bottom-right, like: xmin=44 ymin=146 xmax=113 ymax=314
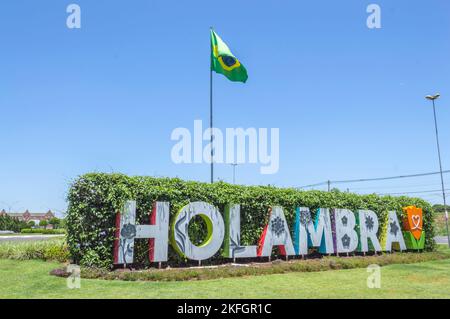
xmin=73 ymin=250 xmax=449 ymax=282
xmin=39 ymin=220 xmax=48 ymax=228
xmin=66 ymin=173 xmax=436 ymax=268
xmin=20 ymin=228 xmax=66 ymax=235
xmin=432 ymin=204 xmax=450 ymax=213
xmin=49 ymin=217 xmax=61 ymax=228
xmin=0 ymin=215 xmax=28 ymax=232
xmin=0 ymin=239 xmax=69 ymax=262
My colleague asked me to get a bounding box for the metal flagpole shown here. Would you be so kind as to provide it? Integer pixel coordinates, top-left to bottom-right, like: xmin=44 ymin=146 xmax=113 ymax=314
xmin=210 ymin=28 xmax=214 ymax=183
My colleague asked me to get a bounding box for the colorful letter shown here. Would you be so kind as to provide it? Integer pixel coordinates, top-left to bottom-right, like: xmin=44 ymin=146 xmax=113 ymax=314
xmin=357 ymin=210 xmax=382 ymax=252
xmin=381 ymin=211 xmax=406 ymax=251
xmin=114 ymin=200 xmax=170 ymax=264
xmin=170 ymin=201 xmax=225 ymax=261
xmin=293 ymin=207 xmax=334 ymax=255
xmin=402 ymin=206 xmax=425 ymax=250
xmin=257 ymin=206 xmax=295 ymax=257
xmin=223 ymin=204 xmax=257 ymax=259
xmin=334 ymin=209 xmax=359 ymax=253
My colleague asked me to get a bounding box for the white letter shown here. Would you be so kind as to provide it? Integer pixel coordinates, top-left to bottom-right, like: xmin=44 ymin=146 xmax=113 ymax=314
xmin=171 ymin=202 xmax=225 ymax=261
xmin=226 ymin=128 xmax=258 ymax=164
xmin=66 ymin=264 xmax=81 ymax=289
xmin=358 ymin=210 xmax=382 ymax=252
xmin=384 ymin=211 xmax=406 ymax=251
xmin=257 ymin=206 xmax=295 ymax=257
xmin=171 ymin=128 xmax=191 ymax=163
xmin=114 ymin=201 xmax=170 ymax=264
xmin=203 ymin=127 xmax=223 ymax=164
xmin=367 ymin=264 xmax=381 ymax=288
xmin=294 ymin=207 xmax=334 ymax=255
xmin=225 ymin=128 xmax=235 ymax=164
xmin=66 ymin=4 xmax=81 ymax=29
xmin=366 ymin=4 xmax=381 ymax=29
xmin=193 ymin=120 xmax=203 ymax=163
xmin=334 ymin=209 xmax=359 ymax=253
xmin=136 ymin=202 xmax=170 ymax=262
xmin=223 ymin=204 xmax=257 ymax=258
xmin=259 ymin=128 xmax=279 ymax=174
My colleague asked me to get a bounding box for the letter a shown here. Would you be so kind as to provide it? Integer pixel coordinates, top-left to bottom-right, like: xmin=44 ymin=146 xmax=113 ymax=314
xmin=66 ymin=4 xmax=81 ymax=29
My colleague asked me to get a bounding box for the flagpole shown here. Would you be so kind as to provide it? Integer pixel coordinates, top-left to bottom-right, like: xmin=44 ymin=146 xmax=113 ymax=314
xmin=210 ymin=27 xmax=214 ymax=184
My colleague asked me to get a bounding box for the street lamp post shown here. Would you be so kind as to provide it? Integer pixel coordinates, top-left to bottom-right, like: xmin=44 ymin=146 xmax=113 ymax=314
xmin=426 ymin=93 xmax=450 ymax=247
xmin=231 ymin=163 xmax=237 ymax=184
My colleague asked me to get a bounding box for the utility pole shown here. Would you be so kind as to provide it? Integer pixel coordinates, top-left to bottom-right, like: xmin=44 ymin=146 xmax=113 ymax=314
xmin=425 ymin=93 xmax=450 ymax=247
xmin=231 ymin=163 xmax=238 ymax=184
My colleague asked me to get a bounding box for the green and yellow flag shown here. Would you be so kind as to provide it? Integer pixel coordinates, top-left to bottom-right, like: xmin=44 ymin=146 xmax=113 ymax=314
xmin=210 ymin=29 xmax=248 ymax=83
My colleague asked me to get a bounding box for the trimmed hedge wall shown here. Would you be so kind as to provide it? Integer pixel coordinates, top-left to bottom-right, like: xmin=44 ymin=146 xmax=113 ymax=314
xmin=66 ymin=173 xmax=435 ymax=268
xmin=20 ymin=228 xmax=66 ymax=235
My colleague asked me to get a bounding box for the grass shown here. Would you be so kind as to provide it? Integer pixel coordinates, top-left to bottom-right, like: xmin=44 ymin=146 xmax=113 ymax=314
xmin=0 ymin=238 xmax=68 ymax=262
xmin=0 ymin=237 xmax=448 ymax=282
xmin=78 ymin=250 xmax=450 ymax=282
xmin=1 ymin=247 xmax=450 ymax=299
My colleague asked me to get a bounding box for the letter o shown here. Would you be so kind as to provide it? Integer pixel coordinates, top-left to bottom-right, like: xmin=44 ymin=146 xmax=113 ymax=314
xmin=170 ymin=202 xmax=225 ymax=260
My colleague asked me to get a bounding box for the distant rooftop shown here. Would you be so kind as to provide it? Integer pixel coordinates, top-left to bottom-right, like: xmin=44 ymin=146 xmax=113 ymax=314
xmin=0 ymin=209 xmax=54 ymax=217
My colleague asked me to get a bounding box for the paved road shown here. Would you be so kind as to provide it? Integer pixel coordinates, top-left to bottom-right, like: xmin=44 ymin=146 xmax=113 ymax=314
xmin=435 ymin=236 xmax=449 ymax=245
xmin=0 ymin=234 xmax=64 ymax=242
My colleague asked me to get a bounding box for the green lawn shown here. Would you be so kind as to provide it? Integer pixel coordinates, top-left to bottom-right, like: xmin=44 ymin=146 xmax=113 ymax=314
xmin=1 ymin=255 xmax=450 ymax=298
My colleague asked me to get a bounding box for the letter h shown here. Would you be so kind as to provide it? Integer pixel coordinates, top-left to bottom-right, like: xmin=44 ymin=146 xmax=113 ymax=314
xmin=113 ymin=200 xmax=170 ymax=265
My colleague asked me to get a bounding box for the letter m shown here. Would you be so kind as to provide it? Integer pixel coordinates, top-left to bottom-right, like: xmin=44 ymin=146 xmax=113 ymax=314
xmin=293 ymin=207 xmax=334 ymax=255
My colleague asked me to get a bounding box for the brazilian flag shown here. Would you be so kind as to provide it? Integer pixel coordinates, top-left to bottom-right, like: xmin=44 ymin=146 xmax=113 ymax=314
xmin=210 ymin=29 xmax=248 ymax=83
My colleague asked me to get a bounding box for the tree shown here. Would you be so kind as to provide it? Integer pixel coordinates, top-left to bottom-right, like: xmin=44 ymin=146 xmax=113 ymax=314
xmin=59 ymin=218 xmax=67 ymax=229
xmin=49 ymin=217 xmax=60 ymax=228
xmin=39 ymin=220 xmax=48 ymax=228
xmin=432 ymin=204 xmax=450 ymax=213
xmin=0 ymin=215 xmax=26 ymax=232
xmin=27 ymin=220 xmax=35 ymax=228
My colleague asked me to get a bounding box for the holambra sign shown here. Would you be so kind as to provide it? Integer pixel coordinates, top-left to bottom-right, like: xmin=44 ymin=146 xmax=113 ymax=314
xmin=113 ymin=201 xmax=425 ymax=265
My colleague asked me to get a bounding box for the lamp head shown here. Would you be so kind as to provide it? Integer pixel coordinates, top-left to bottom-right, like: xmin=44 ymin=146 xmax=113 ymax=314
xmin=426 ymin=93 xmax=440 ymax=100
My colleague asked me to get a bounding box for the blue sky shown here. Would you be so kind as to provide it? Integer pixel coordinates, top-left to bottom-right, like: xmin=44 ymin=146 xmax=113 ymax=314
xmin=1 ymin=0 xmax=449 ymax=215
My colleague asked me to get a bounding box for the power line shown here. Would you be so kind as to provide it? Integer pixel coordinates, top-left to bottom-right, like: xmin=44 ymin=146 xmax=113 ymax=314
xmin=348 ymin=182 xmax=443 ymax=191
xmin=299 ymin=170 xmax=450 ymax=189
xmin=377 ymin=188 xmax=450 ymax=196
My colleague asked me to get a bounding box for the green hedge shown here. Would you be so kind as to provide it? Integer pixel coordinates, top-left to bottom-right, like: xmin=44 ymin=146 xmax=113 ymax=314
xmin=20 ymin=228 xmax=66 ymax=235
xmin=66 ymin=173 xmax=435 ymax=268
